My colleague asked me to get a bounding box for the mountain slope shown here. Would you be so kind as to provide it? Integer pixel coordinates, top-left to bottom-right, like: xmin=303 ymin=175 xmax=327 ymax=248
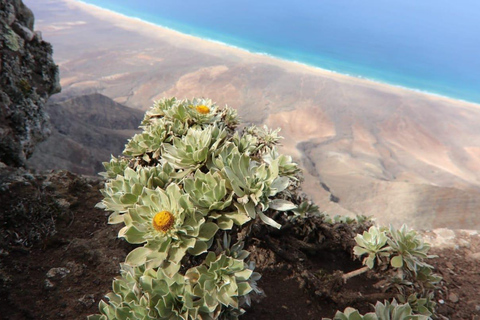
xmin=28 ymin=93 xmax=143 ymax=175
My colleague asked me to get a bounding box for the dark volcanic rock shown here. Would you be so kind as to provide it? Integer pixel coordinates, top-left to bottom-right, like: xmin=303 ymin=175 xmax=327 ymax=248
xmin=28 ymin=93 xmax=144 ymax=175
xmin=0 ymin=0 xmax=60 ymax=167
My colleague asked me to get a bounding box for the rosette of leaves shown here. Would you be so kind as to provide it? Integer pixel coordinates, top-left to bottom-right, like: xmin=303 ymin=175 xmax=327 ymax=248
xmin=353 ymin=226 xmax=391 ymax=269
xmin=97 ymin=163 xmax=175 ymax=223
xmin=231 ymin=131 xmax=259 ymax=154
xmin=290 ymin=200 xmax=321 ymax=220
xmin=373 ymin=299 xmax=431 ymax=320
xmin=184 ymin=171 xmax=248 ymax=230
xmin=184 ymin=251 xmax=260 ymax=318
xmin=143 ymin=98 xmax=224 ymax=128
xmin=242 ymin=125 xmax=282 ymax=154
xmin=162 ymin=125 xmax=227 ymax=170
xmin=89 ymin=264 xmax=193 ymax=320
xmin=401 ymin=293 xmax=436 ymax=318
xmin=184 ymin=171 xmax=233 ymax=214
xmin=262 ymin=149 xmax=300 ymax=178
xmin=223 ymin=150 xmax=295 ymax=229
xmin=123 ymin=122 xmax=170 ymax=157
xmin=323 ymin=299 xmax=431 ymax=320
xmin=386 ymin=225 xmax=436 ymax=275
xmin=99 ymin=156 xmax=130 ymax=179
xmin=119 ymin=184 xmax=219 ymax=271
xmin=90 ymin=251 xmax=259 ymax=320
xmin=353 ymin=225 xmax=440 ymax=292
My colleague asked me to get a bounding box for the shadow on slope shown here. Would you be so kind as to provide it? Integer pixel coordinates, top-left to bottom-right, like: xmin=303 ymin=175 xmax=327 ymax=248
xmin=28 ymin=93 xmax=144 ymax=175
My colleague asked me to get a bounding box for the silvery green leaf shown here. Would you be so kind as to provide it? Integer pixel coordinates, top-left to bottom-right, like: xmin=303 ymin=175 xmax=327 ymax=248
xmin=391 ymin=255 xmax=404 ymax=268
xmin=125 ymin=247 xmax=151 ymax=266
xmin=217 ymin=218 xmax=234 ymax=230
xmin=258 ymin=211 xmax=281 ymax=229
xmin=120 ymin=193 xmax=137 ymax=204
xmin=198 ymin=222 xmax=219 ymax=241
xmin=269 ymin=199 xmax=296 ymax=211
xmin=269 ymin=176 xmax=290 ymax=195
xmin=188 ymin=240 xmax=208 ymax=256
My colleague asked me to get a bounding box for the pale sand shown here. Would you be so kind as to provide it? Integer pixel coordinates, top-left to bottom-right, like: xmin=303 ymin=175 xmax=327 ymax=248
xmin=62 ymin=0 xmax=480 ymax=110
xmin=27 ymin=0 xmax=480 ymax=229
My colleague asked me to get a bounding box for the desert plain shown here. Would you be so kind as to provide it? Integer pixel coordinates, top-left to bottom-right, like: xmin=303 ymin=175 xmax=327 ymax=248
xmin=24 ymin=0 xmax=480 ymax=229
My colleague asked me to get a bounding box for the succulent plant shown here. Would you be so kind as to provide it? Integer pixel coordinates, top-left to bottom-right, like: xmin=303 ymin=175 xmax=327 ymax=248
xmin=353 ymin=226 xmax=390 ymax=269
xmin=99 ymin=156 xmax=130 ymax=179
xmin=262 ymin=149 xmax=300 ymax=178
xmin=326 ymin=307 xmax=377 ymax=320
xmin=415 ymin=266 xmax=442 ymax=288
xmin=88 ymin=264 xmax=192 ymax=320
xmin=402 ymin=293 xmax=436 ymax=317
xmin=143 ymin=98 xmax=224 ymax=128
xmin=97 ymin=163 xmax=176 ymax=223
xmin=119 ymin=184 xmax=219 ymax=270
xmin=231 ymin=131 xmax=259 ymax=155
xmin=162 ymin=125 xmax=227 ymax=170
xmin=243 ymin=125 xmax=282 ymax=154
xmin=353 ymin=224 xmax=441 ymax=294
xmin=373 ymin=299 xmax=431 ymax=320
xmin=90 ymin=248 xmax=259 ymax=320
xmin=386 ymin=225 xmax=435 ymax=275
xmin=223 ymin=151 xmax=295 ymax=229
xmin=184 ymin=171 xmax=233 ymax=214
xmin=184 ymin=251 xmax=259 ymax=317
xmin=123 ymin=122 xmax=170 ymax=157
xmin=92 ymin=97 xmax=344 ymax=320
xmin=323 ymin=299 xmax=432 ymax=320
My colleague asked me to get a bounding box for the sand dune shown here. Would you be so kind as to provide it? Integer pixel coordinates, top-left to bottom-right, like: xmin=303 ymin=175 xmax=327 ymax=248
xmin=25 ymin=0 xmax=480 ymax=229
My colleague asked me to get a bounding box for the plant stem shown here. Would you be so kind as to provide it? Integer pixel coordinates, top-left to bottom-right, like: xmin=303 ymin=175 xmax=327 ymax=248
xmin=342 ymin=266 xmax=370 ymax=282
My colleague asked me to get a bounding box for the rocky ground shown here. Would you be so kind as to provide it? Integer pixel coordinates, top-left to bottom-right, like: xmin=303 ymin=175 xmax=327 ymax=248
xmin=0 ymin=167 xmax=479 ymax=320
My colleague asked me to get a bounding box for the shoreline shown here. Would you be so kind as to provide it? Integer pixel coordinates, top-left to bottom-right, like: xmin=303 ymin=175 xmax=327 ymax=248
xmin=71 ymin=0 xmax=479 ymax=107
xmin=26 ymin=0 xmax=480 ymax=229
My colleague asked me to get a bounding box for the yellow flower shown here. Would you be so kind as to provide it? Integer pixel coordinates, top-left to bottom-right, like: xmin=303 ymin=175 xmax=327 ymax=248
xmin=195 ymin=105 xmax=210 ymax=114
xmin=152 ymin=210 xmax=175 ymax=232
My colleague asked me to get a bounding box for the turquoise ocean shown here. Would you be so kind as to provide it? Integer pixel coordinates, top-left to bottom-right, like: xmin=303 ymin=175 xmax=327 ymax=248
xmin=78 ymin=0 xmax=480 ymax=104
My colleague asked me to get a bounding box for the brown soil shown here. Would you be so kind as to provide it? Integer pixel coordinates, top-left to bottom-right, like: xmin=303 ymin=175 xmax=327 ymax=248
xmin=0 ymin=169 xmax=479 ymax=320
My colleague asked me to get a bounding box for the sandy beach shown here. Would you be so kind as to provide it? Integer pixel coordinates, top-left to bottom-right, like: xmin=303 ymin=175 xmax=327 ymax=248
xmin=25 ymin=0 xmax=480 ymax=229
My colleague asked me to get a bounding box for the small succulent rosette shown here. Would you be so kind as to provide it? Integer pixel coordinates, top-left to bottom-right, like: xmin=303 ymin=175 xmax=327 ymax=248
xmin=119 ymin=184 xmax=219 ymax=272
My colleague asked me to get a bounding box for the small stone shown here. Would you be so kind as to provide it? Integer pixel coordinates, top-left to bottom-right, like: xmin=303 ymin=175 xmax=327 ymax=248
xmin=56 ymin=199 xmax=71 ymax=209
xmin=462 ymin=230 xmax=478 ymax=236
xmin=12 ymin=22 xmax=35 ymax=42
xmin=46 ymin=267 xmax=70 ymax=279
xmin=445 ymin=262 xmax=454 ymax=269
xmin=468 ymin=252 xmax=480 ymax=261
xmin=65 ymin=261 xmax=85 ymax=277
xmin=430 ymin=228 xmax=456 ymax=249
xmin=438 ymin=299 xmax=445 ymax=304
xmin=34 ymin=31 xmax=42 ymax=42
xmin=45 ymin=279 xmax=54 ymax=289
xmin=448 ymin=293 xmax=459 ymax=303
xmin=78 ymin=294 xmax=95 ymax=308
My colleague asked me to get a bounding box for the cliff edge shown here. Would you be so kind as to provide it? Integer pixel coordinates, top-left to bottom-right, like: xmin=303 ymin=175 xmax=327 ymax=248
xmin=0 ymin=0 xmax=60 ymax=167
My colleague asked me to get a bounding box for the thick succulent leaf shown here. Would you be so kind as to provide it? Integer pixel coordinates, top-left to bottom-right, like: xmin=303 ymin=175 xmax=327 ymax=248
xmin=217 ymin=217 xmax=234 ymax=230
xmin=198 ymin=222 xmax=219 ymax=241
xmin=391 ymin=255 xmax=404 ymax=268
xmin=269 ymin=199 xmax=296 ymax=211
xmin=125 ymin=247 xmax=151 ymax=266
xmin=258 ymin=211 xmax=281 ymax=229
xmin=188 ymin=240 xmax=208 ymax=256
